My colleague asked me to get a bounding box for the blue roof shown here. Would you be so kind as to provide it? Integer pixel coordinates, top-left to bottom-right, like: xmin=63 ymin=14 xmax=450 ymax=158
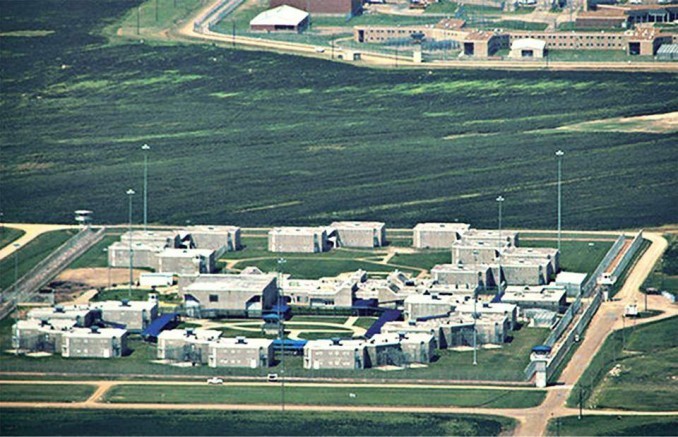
xmin=354 ymin=298 xmax=378 ymax=308
xmin=532 ymin=345 xmax=552 ymax=354
xmin=365 ymin=309 xmax=402 ymax=338
xmin=272 ymin=339 xmax=307 ymax=350
xmin=142 ymin=313 xmax=178 ymax=338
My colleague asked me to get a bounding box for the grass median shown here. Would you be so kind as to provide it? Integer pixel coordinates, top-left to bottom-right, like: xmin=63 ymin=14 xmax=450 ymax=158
xmin=0 ymin=383 xmax=95 ymax=402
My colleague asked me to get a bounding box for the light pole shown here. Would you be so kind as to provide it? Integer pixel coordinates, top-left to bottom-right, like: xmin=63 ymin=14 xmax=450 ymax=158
xmin=277 ymin=257 xmax=287 ymax=412
xmin=556 ymin=150 xmax=564 ymax=252
xmin=142 ymin=144 xmax=150 ymax=232
xmin=496 ymin=195 xmax=505 ymax=298
xmin=13 ymin=243 xmax=20 ymax=296
xmin=472 ymin=286 xmax=478 ymax=366
xmin=103 ymin=248 xmax=111 ymax=290
xmin=127 ymin=189 xmax=135 ymax=298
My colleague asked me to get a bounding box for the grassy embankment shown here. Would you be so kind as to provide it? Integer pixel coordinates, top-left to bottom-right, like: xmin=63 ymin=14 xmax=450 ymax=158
xmin=0 ymin=227 xmax=25 ymax=250
xmin=0 ymin=384 xmax=95 ymax=402
xmin=547 ymin=415 xmax=678 ymax=436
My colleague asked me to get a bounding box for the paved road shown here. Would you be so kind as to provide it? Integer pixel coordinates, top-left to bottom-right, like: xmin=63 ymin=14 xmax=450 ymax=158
xmin=0 ymin=223 xmax=77 ymax=261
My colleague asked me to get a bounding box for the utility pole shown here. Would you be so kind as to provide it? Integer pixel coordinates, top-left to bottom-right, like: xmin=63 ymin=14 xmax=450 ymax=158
xmin=496 ymin=195 xmax=505 ymax=301
xmin=142 ymin=144 xmax=150 ymax=231
xmin=127 ymin=189 xmax=135 ymax=298
xmin=277 ymin=257 xmax=287 ymax=412
xmin=578 ymin=385 xmax=583 ymax=419
xmin=472 ymin=286 xmax=478 ymax=366
xmin=13 ymin=243 xmax=20 ymax=296
xmin=137 ymin=6 xmax=141 ymax=35
xmin=232 ymin=21 xmax=236 ymax=48
xmin=556 ymin=150 xmax=564 ymax=251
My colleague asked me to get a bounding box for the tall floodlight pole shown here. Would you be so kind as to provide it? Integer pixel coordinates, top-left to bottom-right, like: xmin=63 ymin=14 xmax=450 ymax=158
xmin=556 ymin=150 xmax=564 ymax=252
xmin=127 ymin=189 xmax=135 ymax=298
xmin=277 ymin=257 xmax=287 ymax=412
xmin=142 ymin=144 xmax=151 ymax=231
xmin=472 ymin=286 xmax=478 ymax=366
xmin=13 ymin=243 xmax=21 ymax=296
xmin=103 ymin=248 xmax=111 ymax=290
xmin=496 ymin=195 xmax=505 ymax=296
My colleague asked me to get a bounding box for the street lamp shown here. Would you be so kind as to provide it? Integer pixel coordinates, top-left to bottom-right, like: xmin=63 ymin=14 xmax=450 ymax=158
xmin=127 ymin=189 xmax=135 ymax=298
xmin=277 ymin=257 xmax=287 ymax=412
xmin=13 ymin=243 xmax=20 ymax=296
xmin=556 ymin=150 xmax=564 ymax=252
xmin=103 ymin=248 xmax=111 ymax=290
xmin=142 ymin=144 xmax=151 ymax=232
xmin=496 ymin=195 xmax=505 ymax=296
xmin=473 ymin=286 xmax=478 ymax=366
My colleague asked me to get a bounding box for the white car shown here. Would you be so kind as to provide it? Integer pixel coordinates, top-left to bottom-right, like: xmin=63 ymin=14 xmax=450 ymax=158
xmin=314 ymin=47 xmax=326 ymax=53
xmin=207 ymin=377 xmax=224 ymax=385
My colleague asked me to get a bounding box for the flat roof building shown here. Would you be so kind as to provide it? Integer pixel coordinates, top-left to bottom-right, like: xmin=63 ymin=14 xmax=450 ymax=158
xmin=404 ymin=294 xmax=455 ymax=321
xmin=208 ymin=337 xmax=274 ymax=368
xmin=183 ymin=225 xmax=241 ymax=256
xmin=268 ymin=227 xmax=328 ymax=253
xmin=366 ymin=332 xmax=436 ymax=366
xmin=107 ymin=241 xmax=162 ymax=271
xmin=509 ymin=38 xmax=546 ymax=58
xmin=283 ymin=270 xmax=365 ymax=308
xmin=157 ymin=248 xmax=217 ymax=275
xmin=502 ymin=285 xmax=567 ymax=313
xmin=157 ymin=328 xmax=222 ymax=364
xmin=303 ymin=338 xmax=366 ymax=370
xmin=497 ymin=257 xmax=550 ymax=286
xmin=12 ymin=319 xmax=76 ymax=353
xmin=555 ymin=271 xmax=588 ymax=297
xmin=330 ymin=221 xmax=386 ymax=248
xmin=27 ymin=304 xmax=99 ymax=328
xmin=183 ymin=274 xmax=279 ymax=318
xmin=62 ymin=327 xmax=128 ymax=358
xmin=92 ymin=299 xmax=158 ymax=331
xmin=462 ymin=229 xmax=519 ymax=247
xmin=431 ymin=263 xmax=494 ymax=290
xmin=413 ymin=222 xmax=470 ymax=249
xmin=504 ymin=247 xmax=560 ymax=278
xmin=452 ymin=240 xmax=505 ymax=265
xmin=250 ymin=5 xmax=310 ymax=33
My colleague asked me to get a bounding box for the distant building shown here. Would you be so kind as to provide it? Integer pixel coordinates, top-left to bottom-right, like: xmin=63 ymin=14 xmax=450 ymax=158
xmin=303 ymin=338 xmax=366 ymax=370
xmin=498 ymin=257 xmax=550 ymax=286
xmin=157 ymin=328 xmax=222 ymax=364
xmin=270 ymin=0 xmax=362 ymax=15
xmin=555 ymin=271 xmax=588 ymax=297
xmin=503 ymin=285 xmax=567 ymax=313
xmin=157 ymin=248 xmax=217 ymax=275
xmin=268 ymin=227 xmax=328 ymax=253
xmin=92 ymin=298 xmax=158 ymax=332
xmin=412 ymin=222 xmax=470 ymax=249
xmin=330 ymin=221 xmax=386 ymax=248
xmin=452 ymin=240 xmax=504 ymax=265
xmin=462 ymin=229 xmax=519 ymax=247
xmin=107 ymin=241 xmax=162 ymax=271
xmin=183 ymin=225 xmax=241 ymax=256
xmin=208 ymin=336 xmax=274 ymax=368
xmin=62 ymin=327 xmax=128 ymax=358
xmin=12 ymin=319 xmax=76 ymax=353
xmin=27 ymin=304 xmax=99 ymax=328
xmin=404 ymin=294 xmax=455 ymax=320
xmin=250 ymin=5 xmax=310 ymax=33
xmin=431 ymin=263 xmax=493 ymax=289
xmin=182 ymin=273 xmax=279 ymax=318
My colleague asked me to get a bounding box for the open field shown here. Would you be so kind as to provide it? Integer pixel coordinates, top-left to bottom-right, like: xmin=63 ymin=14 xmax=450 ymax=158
xmin=103 ymin=384 xmax=545 ymax=408
xmin=0 ymin=409 xmax=516 ymax=436
xmin=0 ymin=384 xmax=95 ymax=402
xmin=0 ymin=229 xmax=77 ymax=290
xmin=67 ymin=235 xmax=121 ymax=269
xmin=0 ymin=227 xmax=25 ymax=250
xmin=2 ymin=1 xmax=678 ymax=230
xmin=568 ymin=316 xmax=678 ymax=411
xmin=547 ymin=415 xmax=678 ymax=436
xmin=522 ymin=239 xmax=613 ymax=278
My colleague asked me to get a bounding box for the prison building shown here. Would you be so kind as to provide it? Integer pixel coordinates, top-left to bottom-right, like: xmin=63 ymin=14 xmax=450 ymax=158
xmin=11 ymin=319 xmax=76 ymax=352
xmin=555 ymin=271 xmax=588 ymax=297
xmin=182 ymin=274 xmax=279 ymax=318
xmin=92 ymin=299 xmax=158 ymax=331
xmin=502 ymin=285 xmax=567 ymax=313
xmin=625 ymin=25 xmax=673 ymax=55
xmin=509 ymin=38 xmax=546 ymax=58
xmin=183 ymin=225 xmax=241 ymax=256
xmin=412 ymin=222 xmax=470 ymax=249
xmin=250 ymin=5 xmax=310 ymax=33
xmin=119 ymin=230 xmax=182 ymax=249
xmin=462 ymin=31 xmax=509 ymax=57
xmin=462 ymin=229 xmax=519 ymax=247
xmin=431 ymin=263 xmax=494 ymax=289
xmin=496 ymin=257 xmax=550 ymax=286
xmin=330 ymin=221 xmax=386 ymax=248
xmin=107 ymin=241 xmax=162 ymax=270
xmin=303 ymin=338 xmax=366 ymax=370
xmin=157 ymin=248 xmax=217 ymax=275
xmin=268 ymin=227 xmax=328 ymax=253
xmin=404 ymin=294 xmax=455 ymax=321
xmin=61 ymin=327 xmax=128 ymax=358
xmin=355 ymin=270 xmax=418 ymax=305
xmin=157 ymin=328 xmax=222 ymax=364
xmin=504 ymin=247 xmax=560 ymax=278
xmin=366 ymin=332 xmax=436 ymax=366
xmin=455 ymin=301 xmax=519 ymax=330
xmin=522 ymin=308 xmax=559 ymax=328
xmin=452 ymin=240 xmax=505 ymax=265
xmin=449 ymin=313 xmax=509 ymax=344
xmin=27 ymin=304 xmax=99 ymax=328
xmin=283 ymin=270 xmax=365 ymax=308
xmin=208 ymin=336 xmax=274 ymax=368
xmin=271 ymin=0 xmax=362 ymax=15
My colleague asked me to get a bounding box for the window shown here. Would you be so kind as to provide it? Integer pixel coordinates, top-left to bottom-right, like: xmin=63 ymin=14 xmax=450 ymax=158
xmin=209 ymin=294 xmax=219 ymax=302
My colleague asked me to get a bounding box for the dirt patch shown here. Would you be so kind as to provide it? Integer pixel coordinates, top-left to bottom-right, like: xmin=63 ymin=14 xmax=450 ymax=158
xmin=558 ymin=111 xmax=678 ymax=134
xmin=56 ymin=268 xmax=145 ymax=289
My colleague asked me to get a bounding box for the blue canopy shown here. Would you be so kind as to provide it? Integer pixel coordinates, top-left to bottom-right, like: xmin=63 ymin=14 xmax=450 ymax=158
xmin=532 ymin=345 xmax=552 ymax=354
xmin=142 ymin=313 xmax=178 ymax=339
xmin=365 ymin=309 xmax=402 ymax=338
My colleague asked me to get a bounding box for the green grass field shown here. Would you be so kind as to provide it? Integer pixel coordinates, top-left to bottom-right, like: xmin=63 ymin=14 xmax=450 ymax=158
xmin=0 ymin=227 xmax=25 ymax=250
xmin=547 ymin=415 xmax=678 ymax=436
xmin=2 ymin=0 xmax=677 ymax=231
xmin=67 ymin=234 xmax=120 ymax=269
xmin=569 ymin=316 xmax=678 ymax=411
xmin=0 ymin=229 xmax=77 ymax=290
xmin=0 ymin=384 xmax=95 ymax=402
xmin=103 ymin=384 xmax=545 ymax=408
xmin=0 ymin=409 xmax=516 ymax=436
xmin=521 ymin=239 xmax=613 ymax=277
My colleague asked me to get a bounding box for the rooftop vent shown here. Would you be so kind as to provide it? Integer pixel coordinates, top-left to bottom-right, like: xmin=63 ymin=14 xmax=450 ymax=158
xmin=185 ymin=328 xmax=195 ymax=337
xmin=236 ymin=336 xmax=247 ymax=344
xmin=54 ymin=305 xmax=65 ymax=313
xmin=90 ymin=326 xmax=100 ymax=334
xmin=331 ymin=337 xmax=342 ymax=346
xmin=121 ymin=299 xmax=130 ymax=307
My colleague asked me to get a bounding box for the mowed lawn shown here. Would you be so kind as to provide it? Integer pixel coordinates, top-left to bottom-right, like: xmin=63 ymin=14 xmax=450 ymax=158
xmin=0 ymin=409 xmax=516 ymax=436
xmin=0 ymin=227 xmax=25 ymax=250
xmin=103 ymin=384 xmax=545 ymax=408
xmin=548 ymin=415 xmax=678 ymax=436
xmin=521 ymin=239 xmax=613 ymax=277
xmin=0 ymin=383 xmax=95 ymax=402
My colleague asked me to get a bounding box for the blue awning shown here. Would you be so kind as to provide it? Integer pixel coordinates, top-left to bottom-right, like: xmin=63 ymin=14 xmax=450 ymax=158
xmin=365 ymin=309 xmax=402 ymax=338
xmin=272 ymin=339 xmax=307 ymax=351
xmin=142 ymin=313 xmax=178 ymax=338
xmin=532 ymin=345 xmax=552 ymax=354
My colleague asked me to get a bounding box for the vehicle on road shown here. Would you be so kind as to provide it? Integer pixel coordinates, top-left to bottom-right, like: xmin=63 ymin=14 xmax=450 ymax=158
xmin=267 ymin=373 xmax=279 ymax=382
xmin=207 ymin=377 xmax=224 ymax=385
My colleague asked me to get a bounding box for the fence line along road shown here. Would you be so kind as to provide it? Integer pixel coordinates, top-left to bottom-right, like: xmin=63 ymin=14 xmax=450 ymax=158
xmin=0 ymin=227 xmax=106 ymax=320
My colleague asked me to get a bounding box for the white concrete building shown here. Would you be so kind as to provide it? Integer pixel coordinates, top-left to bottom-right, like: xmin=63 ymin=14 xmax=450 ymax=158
xmin=413 ymin=222 xmax=470 ymax=249
xmin=268 ymin=227 xmax=328 ymax=253
xmin=208 ymin=337 xmax=274 ymax=368
xmin=555 ymin=271 xmax=588 ymax=297
xmin=366 ymin=332 xmax=436 ymax=365
xmin=404 ymin=294 xmax=455 ymax=320
xmin=183 ymin=225 xmax=241 ymax=256
xmin=509 ymin=38 xmax=546 ymax=58
xmin=27 ymin=304 xmax=99 ymax=327
xmin=92 ymin=298 xmax=158 ymax=331
xmin=303 ymin=338 xmax=366 ymax=370
xmin=157 ymin=328 xmax=222 ymax=364
xmin=502 ymin=285 xmax=567 ymax=313
xmin=62 ymin=327 xmax=128 ymax=358
xmin=330 ymin=221 xmax=386 ymax=248
xmin=431 ymin=263 xmax=494 ymax=289
xmin=12 ymin=319 xmax=76 ymax=352
xmin=283 ymin=270 xmax=365 ymax=307
xmin=157 ymin=248 xmax=217 ymax=275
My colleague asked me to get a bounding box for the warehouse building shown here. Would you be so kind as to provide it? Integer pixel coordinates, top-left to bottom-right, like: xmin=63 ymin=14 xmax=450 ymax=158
xmin=431 ymin=263 xmax=494 ymax=289
xmin=250 ymin=5 xmax=310 ymax=33
xmin=92 ymin=298 xmax=158 ymax=332
xmin=366 ymin=332 xmax=436 ymax=366
xmin=107 ymin=241 xmax=162 ymax=270
xmin=271 ymin=0 xmax=362 ymax=15
xmin=509 ymin=38 xmax=546 ymax=58
xmin=182 ymin=273 xmax=279 ymax=318
xmin=27 ymin=304 xmax=99 ymax=328
xmin=157 ymin=328 xmax=221 ymax=364
xmin=413 ymin=222 xmax=470 ymax=249
xmin=330 ymin=221 xmax=386 ymax=248
xmin=303 ymin=338 xmax=366 ymax=370
xmin=282 ymin=270 xmax=365 ymax=307
xmin=12 ymin=319 xmax=76 ymax=353
xmin=62 ymin=326 xmax=128 ymax=358
xmin=268 ymin=227 xmax=328 ymax=253
xmin=183 ymin=225 xmax=241 ymax=256
xmin=555 ymin=271 xmax=588 ymax=297
xmin=157 ymin=248 xmax=217 ymax=275
xmin=208 ymin=336 xmax=274 ymax=368
xmin=502 ymin=285 xmax=567 ymax=313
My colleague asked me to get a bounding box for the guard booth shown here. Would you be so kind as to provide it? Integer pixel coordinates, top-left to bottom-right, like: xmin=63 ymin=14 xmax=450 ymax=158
xmin=531 ymin=345 xmax=552 ymax=388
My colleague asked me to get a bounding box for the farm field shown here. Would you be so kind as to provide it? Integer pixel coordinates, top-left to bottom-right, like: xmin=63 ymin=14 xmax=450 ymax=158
xmin=0 ymin=229 xmax=77 ymax=290
xmin=0 ymin=383 xmax=95 ymax=402
xmin=0 ymin=409 xmax=516 ymax=436
xmin=2 ymin=0 xmax=678 ymax=231
xmin=547 ymin=415 xmax=678 ymax=436
xmin=568 ymin=316 xmax=678 ymax=412
xmin=0 ymin=227 xmax=25 ymax=250
xmin=103 ymin=384 xmax=546 ymax=408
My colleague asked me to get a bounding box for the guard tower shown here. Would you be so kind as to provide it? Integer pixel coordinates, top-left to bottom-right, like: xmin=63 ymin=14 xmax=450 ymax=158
xmin=531 ymin=345 xmax=551 ymax=388
xmin=74 ymin=210 xmax=93 ymax=228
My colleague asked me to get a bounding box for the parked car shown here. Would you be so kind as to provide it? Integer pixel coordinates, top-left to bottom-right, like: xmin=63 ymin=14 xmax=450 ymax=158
xmin=207 ymin=377 xmax=224 ymax=385
xmin=267 ymin=373 xmax=279 ymax=382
